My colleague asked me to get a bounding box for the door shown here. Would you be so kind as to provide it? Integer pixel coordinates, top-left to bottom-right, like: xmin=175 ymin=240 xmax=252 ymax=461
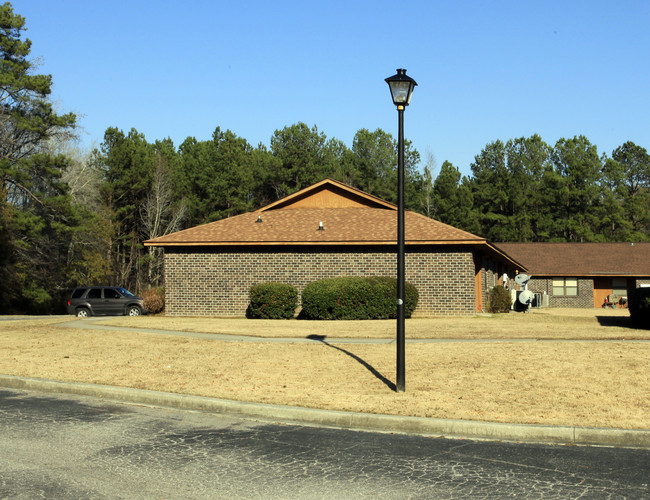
xmin=103 ymin=287 xmax=125 ymax=315
xmin=474 ymin=264 xmax=483 ymax=312
xmin=86 ymin=287 xmax=109 ymax=314
xmin=593 ymin=277 xmax=612 ymax=308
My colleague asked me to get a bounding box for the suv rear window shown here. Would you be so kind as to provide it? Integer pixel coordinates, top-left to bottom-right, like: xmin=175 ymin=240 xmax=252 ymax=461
xmin=71 ymin=288 xmax=87 ymax=299
xmin=88 ymin=288 xmax=102 ymax=299
xmin=104 ymin=288 xmax=121 ymax=299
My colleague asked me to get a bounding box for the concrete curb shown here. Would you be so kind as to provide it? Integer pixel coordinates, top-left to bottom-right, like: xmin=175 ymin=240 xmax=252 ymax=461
xmin=1 ymin=374 xmax=649 ymax=449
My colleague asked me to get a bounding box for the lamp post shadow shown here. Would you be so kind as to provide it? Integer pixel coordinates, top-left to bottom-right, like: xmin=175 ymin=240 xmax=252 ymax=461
xmin=307 ymin=334 xmax=397 ymax=392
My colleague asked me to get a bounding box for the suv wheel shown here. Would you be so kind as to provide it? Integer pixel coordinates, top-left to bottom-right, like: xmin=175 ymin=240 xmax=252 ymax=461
xmin=76 ymin=308 xmax=90 ymax=318
xmin=128 ymin=306 xmax=142 ymax=317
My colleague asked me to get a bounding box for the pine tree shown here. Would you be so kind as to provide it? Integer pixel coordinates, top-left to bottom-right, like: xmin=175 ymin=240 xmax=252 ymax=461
xmin=0 ymin=2 xmax=76 ymax=312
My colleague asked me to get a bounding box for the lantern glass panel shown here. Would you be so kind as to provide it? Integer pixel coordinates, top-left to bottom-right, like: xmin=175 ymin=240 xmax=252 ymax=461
xmin=390 ymin=81 xmax=412 ymax=104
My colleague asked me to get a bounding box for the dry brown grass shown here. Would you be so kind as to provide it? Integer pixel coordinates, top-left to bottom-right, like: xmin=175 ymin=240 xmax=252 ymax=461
xmin=1 ymin=309 xmax=649 ymax=430
xmin=97 ymin=307 xmax=648 ymax=340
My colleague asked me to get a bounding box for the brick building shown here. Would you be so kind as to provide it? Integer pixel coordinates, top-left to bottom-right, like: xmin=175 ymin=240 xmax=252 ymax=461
xmin=496 ymin=242 xmax=650 ymax=308
xmin=145 ymin=179 xmax=524 ymax=317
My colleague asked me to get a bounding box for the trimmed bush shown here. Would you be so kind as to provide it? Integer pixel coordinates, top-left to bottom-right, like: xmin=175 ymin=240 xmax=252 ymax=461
xmin=487 ymin=285 xmax=512 ymax=313
xmin=628 ymin=287 xmax=650 ymax=329
xmin=247 ymin=283 xmax=298 ymax=319
xmin=372 ymin=276 xmax=419 ymax=318
xmin=142 ymin=287 xmax=165 ymax=314
xmin=300 ymin=276 xmax=419 ymax=320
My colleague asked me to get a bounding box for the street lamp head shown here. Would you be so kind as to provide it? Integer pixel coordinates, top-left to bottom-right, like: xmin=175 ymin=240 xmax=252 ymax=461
xmin=385 ymin=68 xmax=417 ymax=108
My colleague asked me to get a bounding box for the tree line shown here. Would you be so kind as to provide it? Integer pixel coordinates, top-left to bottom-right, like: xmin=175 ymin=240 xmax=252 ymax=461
xmin=435 ymin=135 xmax=650 ymax=243
xmin=1 ymin=2 xmax=648 ymax=313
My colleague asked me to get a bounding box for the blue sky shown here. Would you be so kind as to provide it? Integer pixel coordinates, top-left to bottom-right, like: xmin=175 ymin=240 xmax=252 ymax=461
xmin=13 ymin=0 xmax=650 ymax=177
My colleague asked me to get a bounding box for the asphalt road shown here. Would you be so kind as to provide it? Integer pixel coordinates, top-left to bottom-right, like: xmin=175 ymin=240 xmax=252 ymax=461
xmin=1 ymin=388 xmax=649 ymax=499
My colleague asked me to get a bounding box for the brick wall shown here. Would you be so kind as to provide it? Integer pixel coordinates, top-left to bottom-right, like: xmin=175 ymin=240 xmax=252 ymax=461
xmin=163 ymin=245 xmax=479 ymax=317
xmin=527 ymin=277 xmax=595 ymax=308
xmin=503 ymin=277 xmax=650 ymax=309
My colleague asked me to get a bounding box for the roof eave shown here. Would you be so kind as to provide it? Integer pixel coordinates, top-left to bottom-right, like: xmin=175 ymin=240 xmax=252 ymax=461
xmin=481 ymin=241 xmax=528 ymax=272
xmin=145 ymin=239 xmax=488 ymax=247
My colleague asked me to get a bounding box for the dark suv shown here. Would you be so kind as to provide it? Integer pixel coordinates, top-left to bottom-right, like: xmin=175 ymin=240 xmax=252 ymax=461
xmin=67 ymin=287 xmax=146 ymax=317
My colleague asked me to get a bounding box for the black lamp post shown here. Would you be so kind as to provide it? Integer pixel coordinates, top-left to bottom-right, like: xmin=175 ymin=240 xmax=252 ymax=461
xmin=385 ymin=68 xmax=417 ymax=392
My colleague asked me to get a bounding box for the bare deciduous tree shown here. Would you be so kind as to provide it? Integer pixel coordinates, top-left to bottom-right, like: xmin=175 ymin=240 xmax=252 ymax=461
xmin=140 ymin=154 xmax=186 ymax=286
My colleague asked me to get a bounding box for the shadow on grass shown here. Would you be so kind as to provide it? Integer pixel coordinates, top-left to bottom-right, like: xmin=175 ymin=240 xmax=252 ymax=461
xmin=596 ymin=314 xmax=637 ymax=329
xmin=307 ymin=334 xmax=396 ymax=392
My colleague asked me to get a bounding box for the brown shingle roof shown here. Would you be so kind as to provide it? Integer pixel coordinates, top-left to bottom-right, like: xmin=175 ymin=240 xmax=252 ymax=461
xmin=146 ymin=207 xmax=484 ymax=246
xmin=145 ymin=179 xmax=526 ymax=269
xmin=146 ymin=179 xmax=487 ymax=247
xmin=495 ymin=242 xmax=650 ymax=277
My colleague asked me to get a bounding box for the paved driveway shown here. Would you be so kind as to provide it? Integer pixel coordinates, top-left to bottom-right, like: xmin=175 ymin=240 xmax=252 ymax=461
xmin=1 ymin=388 xmax=649 ymax=499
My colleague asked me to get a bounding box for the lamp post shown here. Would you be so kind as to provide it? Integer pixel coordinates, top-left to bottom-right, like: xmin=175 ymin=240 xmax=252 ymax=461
xmin=385 ymin=68 xmax=417 ymax=393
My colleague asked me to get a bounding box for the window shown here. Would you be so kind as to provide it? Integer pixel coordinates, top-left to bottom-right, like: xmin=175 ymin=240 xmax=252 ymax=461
xmin=552 ymin=278 xmax=578 ymax=296
xmin=87 ymin=288 xmax=102 ymax=299
xmin=104 ymin=288 xmax=121 ymax=299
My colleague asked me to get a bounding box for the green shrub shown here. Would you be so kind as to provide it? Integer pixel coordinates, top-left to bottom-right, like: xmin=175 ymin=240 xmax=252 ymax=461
xmin=628 ymin=287 xmax=650 ymax=329
xmin=371 ymin=276 xmax=419 ymax=318
xmin=487 ymin=285 xmax=512 ymax=313
xmin=247 ymin=283 xmax=298 ymax=319
xmin=300 ymin=276 xmax=419 ymax=320
xmin=142 ymin=287 xmax=165 ymax=314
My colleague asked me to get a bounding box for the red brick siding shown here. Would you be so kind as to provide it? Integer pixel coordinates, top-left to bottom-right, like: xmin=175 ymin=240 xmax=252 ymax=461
xmin=163 ymin=245 xmax=478 ymax=317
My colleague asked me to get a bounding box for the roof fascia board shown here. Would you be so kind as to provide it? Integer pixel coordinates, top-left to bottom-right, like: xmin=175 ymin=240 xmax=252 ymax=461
xmin=145 ymin=239 xmax=488 ymax=247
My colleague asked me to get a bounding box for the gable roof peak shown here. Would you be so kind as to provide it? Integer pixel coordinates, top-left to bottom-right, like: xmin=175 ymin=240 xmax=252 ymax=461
xmin=257 ymin=178 xmax=397 ymax=212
